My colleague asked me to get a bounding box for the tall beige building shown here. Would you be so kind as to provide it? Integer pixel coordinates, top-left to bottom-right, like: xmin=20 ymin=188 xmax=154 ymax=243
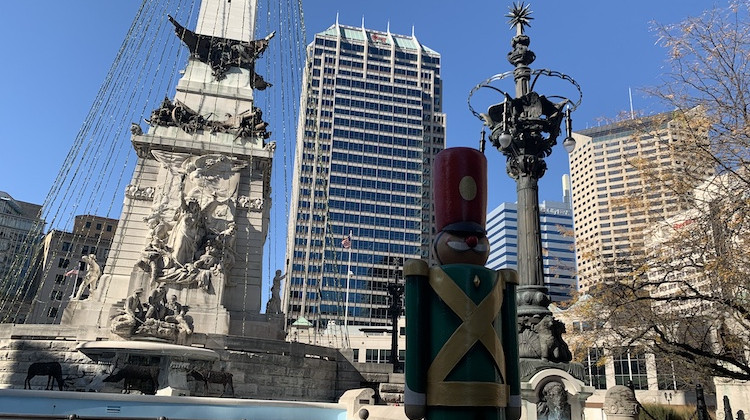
xmin=568 ymin=113 xmax=714 ymax=291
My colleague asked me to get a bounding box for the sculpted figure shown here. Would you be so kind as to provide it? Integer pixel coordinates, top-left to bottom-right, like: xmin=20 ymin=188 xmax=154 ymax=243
xmin=265 ymin=270 xmax=285 ymax=314
xmin=537 ymin=381 xmax=571 ymax=420
xmin=137 ymin=212 xmax=172 ymax=286
xmin=74 ymin=254 xmax=101 ymax=300
xmin=145 ymin=285 xmax=168 ymax=320
xmin=167 ymin=306 xmax=193 ymax=345
xmin=165 ymin=294 xmax=182 ymax=316
xmin=161 ymin=242 xmax=221 ymax=290
xmin=168 ymin=196 xmax=204 ymax=266
xmin=124 ymin=288 xmax=145 ymax=322
xmin=191 ymin=243 xmax=222 ymax=291
xmin=111 ymin=288 xmax=145 ymax=337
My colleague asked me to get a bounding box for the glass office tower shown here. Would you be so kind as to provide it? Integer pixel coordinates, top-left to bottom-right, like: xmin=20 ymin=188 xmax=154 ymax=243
xmin=283 ymin=23 xmax=445 ymax=329
xmin=486 ymin=196 xmax=577 ymax=302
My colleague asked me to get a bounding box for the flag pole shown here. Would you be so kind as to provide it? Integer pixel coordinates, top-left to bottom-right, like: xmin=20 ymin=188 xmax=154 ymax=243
xmin=343 ymin=230 xmax=353 ymax=337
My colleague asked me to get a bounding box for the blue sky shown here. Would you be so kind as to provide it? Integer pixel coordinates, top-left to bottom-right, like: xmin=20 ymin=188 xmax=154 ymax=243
xmin=0 ymin=1 xmax=715 ymax=302
xmin=0 ymin=1 xmax=712 ymax=205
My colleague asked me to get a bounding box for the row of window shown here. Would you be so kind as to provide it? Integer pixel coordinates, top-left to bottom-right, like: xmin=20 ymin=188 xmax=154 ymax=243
xmin=583 ymin=347 xmax=685 ymax=391
xmin=330 ymin=157 xmax=419 ymax=173
xmin=328 ymin=187 xmax=421 ymax=205
xmin=331 ymin=139 xmax=421 ymax=157
xmin=334 ymin=95 xmax=422 ymax=109
xmin=329 ymin=174 xmax=422 ymax=191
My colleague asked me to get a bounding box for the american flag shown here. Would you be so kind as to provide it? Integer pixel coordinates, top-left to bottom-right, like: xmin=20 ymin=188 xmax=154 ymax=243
xmin=341 ymin=235 xmax=351 ymax=249
xmin=64 ymin=269 xmax=79 ymax=277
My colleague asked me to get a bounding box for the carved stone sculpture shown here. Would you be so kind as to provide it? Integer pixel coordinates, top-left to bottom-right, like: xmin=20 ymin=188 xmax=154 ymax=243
xmin=132 ymin=153 xmax=246 ymax=291
xmin=73 ymin=254 xmax=101 ymax=300
xmin=111 ymin=285 xmax=193 ymax=344
xmin=144 ymin=96 xmax=271 ymax=140
xmin=537 ymin=381 xmax=571 ymax=420
xmin=168 ymin=15 xmax=274 ymax=84
xmin=604 ymin=385 xmax=640 ymax=420
xmin=265 ymin=270 xmax=285 ymax=314
xmin=125 ymin=184 xmax=155 ymax=201
xmin=144 ymin=284 xmax=168 ymax=320
xmin=518 ymin=315 xmax=572 ymax=363
xmin=168 ymin=197 xmax=204 ymax=266
xmin=110 ymin=288 xmax=145 ymax=338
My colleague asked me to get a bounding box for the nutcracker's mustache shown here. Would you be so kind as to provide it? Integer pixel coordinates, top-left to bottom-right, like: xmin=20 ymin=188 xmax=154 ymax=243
xmin=446 ymin=240 xmax=488 ymax=252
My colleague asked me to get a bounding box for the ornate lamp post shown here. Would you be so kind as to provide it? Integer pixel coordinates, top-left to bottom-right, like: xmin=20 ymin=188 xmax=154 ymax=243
xmin=469 ymin=2 xmax=581 ymax=366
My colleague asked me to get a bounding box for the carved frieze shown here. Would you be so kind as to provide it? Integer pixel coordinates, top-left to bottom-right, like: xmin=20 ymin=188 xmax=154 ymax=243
xmin=134 ymin=152 xmax=246 ymax=290
xmin=237 ymin=196 xmax=263 ymax=211
xmin=125 ymin=184 xmax=155 ymax=201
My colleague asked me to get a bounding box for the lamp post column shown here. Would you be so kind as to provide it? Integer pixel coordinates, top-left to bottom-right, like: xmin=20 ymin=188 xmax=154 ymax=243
xmin=481 ymin=2 xmax=579 ymax=364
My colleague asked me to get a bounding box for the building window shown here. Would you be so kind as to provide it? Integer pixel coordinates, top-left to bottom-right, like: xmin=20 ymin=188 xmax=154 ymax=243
xmin=106 ymin=225 xmax=113 ymax=232
xmin=613 ymin=347 xmax=648 ymax=390
xmin=85 ymin=221 xmax=91 ymax=228
xmin=96 ymin=223 xmax=102 ymax=230
xmin=61 ymin=242 xmax=71 ymax=252
xmin=584 ymin=347 xmax=607 ymax=389
xmin=47 ymin=307 xmax=58 ymax=318
xmin=656 ymin=356 xmax=687 ymax=390
xmin=58 ymin=258 xmax=70 ymax=268
xmin=54 ymin=274 xmax=65 ymax=284
xmin=352 ymin=349 xmax=359 ymax=363
xmin=50 ymin=291 xmax=64 ymax=301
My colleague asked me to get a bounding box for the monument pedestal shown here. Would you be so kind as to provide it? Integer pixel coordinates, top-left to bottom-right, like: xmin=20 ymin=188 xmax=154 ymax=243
xmin=520 ymin=368 xmax=593 ymax=420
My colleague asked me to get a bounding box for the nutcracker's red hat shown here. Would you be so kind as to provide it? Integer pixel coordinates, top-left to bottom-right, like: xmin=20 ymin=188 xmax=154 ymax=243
xmin=433 ymin=147 xmax=487 ymax=235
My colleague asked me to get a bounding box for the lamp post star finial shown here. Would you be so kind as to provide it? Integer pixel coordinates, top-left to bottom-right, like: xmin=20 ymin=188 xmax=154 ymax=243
xmin=506 ymin=2 xmax=533 ymax=36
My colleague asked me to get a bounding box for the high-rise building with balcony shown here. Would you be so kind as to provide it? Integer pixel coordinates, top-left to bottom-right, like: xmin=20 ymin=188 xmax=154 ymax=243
xmin=283 ymin=22 xmax=445 ymax=330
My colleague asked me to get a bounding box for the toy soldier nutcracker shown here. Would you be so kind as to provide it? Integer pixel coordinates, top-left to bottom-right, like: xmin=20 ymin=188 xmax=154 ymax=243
xmin=405 ymin=147 xmax=520 ymax=420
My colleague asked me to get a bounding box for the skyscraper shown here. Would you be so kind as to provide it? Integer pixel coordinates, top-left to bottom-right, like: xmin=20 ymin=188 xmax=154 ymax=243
xmin=283 ymin=22 xmax=445 ymax=329
xmin=568 ymin=114 xmax=714 ymax=292
xmin=486 ymin=192 xmax=577 ymax=302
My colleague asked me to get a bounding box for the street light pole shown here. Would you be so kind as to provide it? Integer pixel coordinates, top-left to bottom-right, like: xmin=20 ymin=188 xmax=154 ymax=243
xmin=469 ymin=2 xmax=581 ymax=366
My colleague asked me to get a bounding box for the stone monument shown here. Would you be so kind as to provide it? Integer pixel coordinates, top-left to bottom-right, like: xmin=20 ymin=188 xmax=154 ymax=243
xmin=61 ymin=0 xmax=276 ymax=340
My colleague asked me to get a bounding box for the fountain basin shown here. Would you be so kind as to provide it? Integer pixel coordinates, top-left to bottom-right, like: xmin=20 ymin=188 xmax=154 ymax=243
xmin=0 ymin=389 xmax=347 ymax=420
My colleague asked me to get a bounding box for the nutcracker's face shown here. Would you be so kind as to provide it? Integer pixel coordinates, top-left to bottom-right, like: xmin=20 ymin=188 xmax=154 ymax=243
xmin=434 ymin=230 xmax=490 ymax=266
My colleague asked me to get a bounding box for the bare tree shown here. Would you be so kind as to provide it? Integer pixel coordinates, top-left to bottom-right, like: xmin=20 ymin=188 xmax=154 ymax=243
xmin=568 ymin=1 xmax=750 ymax=383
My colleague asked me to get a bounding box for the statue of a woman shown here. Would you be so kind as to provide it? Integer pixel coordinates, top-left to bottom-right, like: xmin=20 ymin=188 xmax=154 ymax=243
xmin=168 ymin=197 xmax=203 ymax=266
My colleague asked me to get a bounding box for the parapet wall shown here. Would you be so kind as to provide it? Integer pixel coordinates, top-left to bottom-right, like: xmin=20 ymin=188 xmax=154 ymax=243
xmin=0 ymin=323 xmax=363 ymax=402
